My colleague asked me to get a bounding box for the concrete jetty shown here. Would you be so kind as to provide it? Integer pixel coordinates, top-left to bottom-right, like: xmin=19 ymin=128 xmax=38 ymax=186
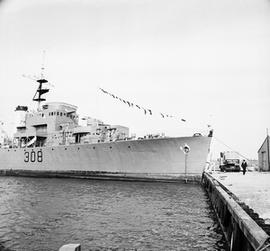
xmin=202 ymin=171 xmax=270 ymax=251
xmin=211 ymin=172 xmax=270 ymax=224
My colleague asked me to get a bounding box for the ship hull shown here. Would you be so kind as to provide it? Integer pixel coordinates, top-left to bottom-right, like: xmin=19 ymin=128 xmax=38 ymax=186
xmin=0 ymin=136 xmax=211 ymax=183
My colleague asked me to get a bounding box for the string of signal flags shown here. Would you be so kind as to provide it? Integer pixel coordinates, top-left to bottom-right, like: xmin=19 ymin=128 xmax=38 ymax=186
xmin=99 ymin=87 xmax=187 ymax=123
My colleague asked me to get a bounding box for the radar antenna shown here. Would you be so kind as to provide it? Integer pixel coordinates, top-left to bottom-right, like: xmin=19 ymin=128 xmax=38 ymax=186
xmin=22 ymin=51 xmax=54 ymax=110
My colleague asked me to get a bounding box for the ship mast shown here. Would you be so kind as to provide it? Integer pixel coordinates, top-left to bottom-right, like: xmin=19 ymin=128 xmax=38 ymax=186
xmin=23 ymin=52 xmax=52 ymax=110
xmin=32 ymin=77 xmax=50 ymax=110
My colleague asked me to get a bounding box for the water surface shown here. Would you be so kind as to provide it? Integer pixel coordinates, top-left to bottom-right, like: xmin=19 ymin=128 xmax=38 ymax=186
xmin=0 ymin=177 xmax=226 ymax=250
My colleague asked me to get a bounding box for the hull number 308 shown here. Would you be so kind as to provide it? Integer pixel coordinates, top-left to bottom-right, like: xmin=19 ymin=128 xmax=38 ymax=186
xmin=24 ymin=150 xmax=43 ymax=163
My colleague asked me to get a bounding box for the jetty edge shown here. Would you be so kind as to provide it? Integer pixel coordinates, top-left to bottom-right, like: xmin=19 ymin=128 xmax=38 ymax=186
xmin=202 ymin=171 xmax=270 ymax=251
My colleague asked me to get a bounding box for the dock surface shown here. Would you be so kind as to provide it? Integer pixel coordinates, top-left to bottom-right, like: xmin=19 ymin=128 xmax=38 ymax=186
xmin=210 ymin=172 xmax=270 ymax=224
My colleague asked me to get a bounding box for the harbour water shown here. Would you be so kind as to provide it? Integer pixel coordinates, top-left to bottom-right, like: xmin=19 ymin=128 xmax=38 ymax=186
xmin=0 ymin=177 xmax=226 ymax=251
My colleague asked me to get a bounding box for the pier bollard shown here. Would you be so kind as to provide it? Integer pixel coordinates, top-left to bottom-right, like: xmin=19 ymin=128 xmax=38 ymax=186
xmin=59 ymin=244 xmax=81 ymax=251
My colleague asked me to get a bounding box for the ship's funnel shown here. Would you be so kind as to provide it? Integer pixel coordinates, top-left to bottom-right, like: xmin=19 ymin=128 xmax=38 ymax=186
xmin=15 ymin=106 xmax=28 ymax=128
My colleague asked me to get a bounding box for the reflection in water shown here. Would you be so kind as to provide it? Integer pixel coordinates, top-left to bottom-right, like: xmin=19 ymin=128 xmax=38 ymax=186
xmin=0 ymin=177 xmax=226 ymax=250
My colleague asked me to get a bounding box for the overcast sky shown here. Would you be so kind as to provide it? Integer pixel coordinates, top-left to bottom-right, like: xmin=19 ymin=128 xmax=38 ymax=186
xmin=0 ymin=0 xmax=269 ymax=159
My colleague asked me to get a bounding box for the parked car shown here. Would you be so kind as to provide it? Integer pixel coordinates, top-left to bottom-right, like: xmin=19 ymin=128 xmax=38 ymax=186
xmin=219 ymin=151 xmax=241 ymax=172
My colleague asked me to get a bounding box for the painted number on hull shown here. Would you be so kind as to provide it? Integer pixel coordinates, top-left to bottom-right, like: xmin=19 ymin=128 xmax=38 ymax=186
xmin=24 ymin=150 xmax=43 ymax=163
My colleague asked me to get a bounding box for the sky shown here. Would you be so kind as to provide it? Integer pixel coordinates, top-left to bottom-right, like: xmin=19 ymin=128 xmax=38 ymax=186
xmin=0 ymin=0 xmax=269 ymax=159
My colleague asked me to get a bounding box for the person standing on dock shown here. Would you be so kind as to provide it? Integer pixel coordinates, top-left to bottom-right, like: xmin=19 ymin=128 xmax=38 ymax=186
xmin=241 ymin=160 xmax=247 ymax=175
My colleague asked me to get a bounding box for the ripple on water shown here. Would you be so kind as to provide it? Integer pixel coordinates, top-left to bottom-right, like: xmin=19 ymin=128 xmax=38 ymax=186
xmin=0 ymin=177 xmax=227 ymax=250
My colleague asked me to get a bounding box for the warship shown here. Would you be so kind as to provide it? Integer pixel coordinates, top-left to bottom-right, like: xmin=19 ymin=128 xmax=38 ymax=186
xmin=0 ymin=74 xmax=213 ymax=182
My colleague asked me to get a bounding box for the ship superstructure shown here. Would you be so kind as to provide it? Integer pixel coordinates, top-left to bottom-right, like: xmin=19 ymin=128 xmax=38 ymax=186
xmin=14 ymin=102 xmax=130 ymax=147
xmin=13 ymin=77 xmax=129 ymax=148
